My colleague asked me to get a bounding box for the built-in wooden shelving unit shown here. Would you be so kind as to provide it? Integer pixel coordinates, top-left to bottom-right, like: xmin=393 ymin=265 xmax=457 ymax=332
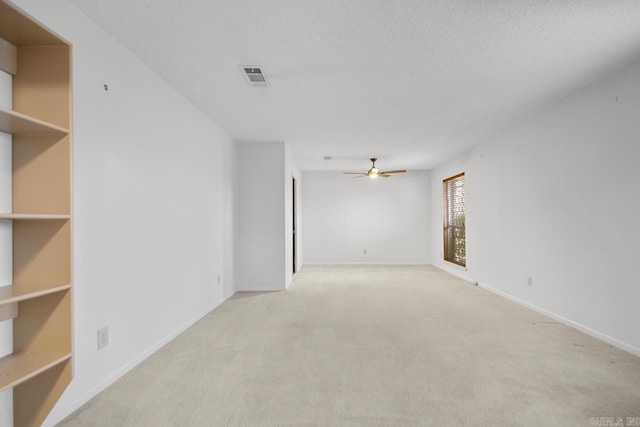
xmin=0 ymin=0 xmax=73 ymax=425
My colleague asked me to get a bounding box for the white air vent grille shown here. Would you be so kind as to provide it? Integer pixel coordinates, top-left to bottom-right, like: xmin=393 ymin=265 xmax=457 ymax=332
xmin=241 ymin=66 xmax=269 ymax=87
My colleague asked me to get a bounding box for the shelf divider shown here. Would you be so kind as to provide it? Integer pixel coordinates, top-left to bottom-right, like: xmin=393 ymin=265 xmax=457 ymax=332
xmin=0 ymin=213 xmax=70 ymax=220
xmin=0 ymin=106 xmax=69 ymax=136
xmin=0 ymin=351 xmax=71 ymax=392
xmin=0 ymin=283 xmax=71 ymax=306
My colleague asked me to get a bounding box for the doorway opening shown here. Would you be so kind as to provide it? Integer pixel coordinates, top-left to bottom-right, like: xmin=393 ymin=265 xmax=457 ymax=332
xmin=292 ymin=177 xmax=297 ymax=274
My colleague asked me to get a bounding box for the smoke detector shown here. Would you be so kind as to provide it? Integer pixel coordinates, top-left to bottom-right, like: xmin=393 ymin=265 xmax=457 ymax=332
xmin=241 ymin=66 xmax=269 ymax=87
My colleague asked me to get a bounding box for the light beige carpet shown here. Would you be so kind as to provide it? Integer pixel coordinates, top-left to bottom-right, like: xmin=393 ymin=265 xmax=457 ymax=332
xmin=59 ymin=265 xmax=640 ymax=426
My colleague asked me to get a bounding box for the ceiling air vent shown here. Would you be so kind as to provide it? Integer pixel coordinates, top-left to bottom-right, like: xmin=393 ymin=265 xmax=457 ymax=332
xmin=241 ymin=66 xmax=269 ymax=87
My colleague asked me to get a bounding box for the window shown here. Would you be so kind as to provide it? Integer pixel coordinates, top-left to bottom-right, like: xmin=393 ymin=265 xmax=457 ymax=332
xmin=443 ymin=173 xmax=465 ymax=266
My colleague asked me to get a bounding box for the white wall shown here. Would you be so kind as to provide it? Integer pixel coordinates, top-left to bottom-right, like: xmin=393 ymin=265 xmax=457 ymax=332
xmin=431 ymin=59 xmax=640 ymax=355
xmin=9 ymin=1 xmax=236 ymax=425
xmin=235 ymin=142 xmax=286 ymax=291
xmin=303 ymin=170 xmax=430 ymax=264
xmin=222 ymin=137 xmax=237 ymax=299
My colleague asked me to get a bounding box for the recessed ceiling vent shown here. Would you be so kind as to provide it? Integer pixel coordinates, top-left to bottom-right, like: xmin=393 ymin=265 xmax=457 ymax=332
xmin=241 ymin=66 xmax=269 ymax=87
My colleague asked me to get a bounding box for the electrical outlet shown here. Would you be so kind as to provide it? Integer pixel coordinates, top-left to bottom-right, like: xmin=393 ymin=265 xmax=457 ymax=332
xmin=363 ymin=249 xmax=367 ymax=255
xmin=97 ymin=326 xmax=109 ymax=350
xmin=527 ymin=277 xmax=533 ymax=287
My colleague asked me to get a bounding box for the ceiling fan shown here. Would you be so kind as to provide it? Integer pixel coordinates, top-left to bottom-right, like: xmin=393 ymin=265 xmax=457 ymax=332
xmin=343 ymin=158 xmax=407 ymax=178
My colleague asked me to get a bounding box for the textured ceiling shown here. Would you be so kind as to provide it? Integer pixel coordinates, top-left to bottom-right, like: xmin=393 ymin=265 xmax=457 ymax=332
xmin=70 ymin=0 xmax=640 ymax=171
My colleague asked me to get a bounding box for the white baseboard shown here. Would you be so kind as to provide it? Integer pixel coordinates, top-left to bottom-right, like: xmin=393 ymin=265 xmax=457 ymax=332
xmin=44 ymin=300 xmax=226 ymax=427
xmin=477 ymin=281 xmax=640 ymax=357
xmin=302 ymin=262 xmax=431 ymax=266
xmin=234 ymin=287 xmax=284 ymax=292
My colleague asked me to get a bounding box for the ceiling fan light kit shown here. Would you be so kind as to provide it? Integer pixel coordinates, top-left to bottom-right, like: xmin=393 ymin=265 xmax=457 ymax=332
xmin=343 ymin=158 xmax=407 ymax=179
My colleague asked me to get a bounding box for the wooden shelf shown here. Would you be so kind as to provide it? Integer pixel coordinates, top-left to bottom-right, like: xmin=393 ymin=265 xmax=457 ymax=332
xmin=0 ymin=107 xmax=69 ymax=136
xmin=0 ymin=283 xmax=71 ymax=306
xmin=0 ymin=351 xmax=71 ymax=392
xmin=0 ymin=0 xmax=68 ymax=47
xmin=0 ymin=213 xmax=70 ymax=220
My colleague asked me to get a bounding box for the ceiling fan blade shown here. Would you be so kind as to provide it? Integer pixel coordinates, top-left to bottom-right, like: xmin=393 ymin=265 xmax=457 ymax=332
xmin=345 ymin=161 xmax=407 ymax=178
xmin=379 ymin=169 xmax=406 ymax=174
